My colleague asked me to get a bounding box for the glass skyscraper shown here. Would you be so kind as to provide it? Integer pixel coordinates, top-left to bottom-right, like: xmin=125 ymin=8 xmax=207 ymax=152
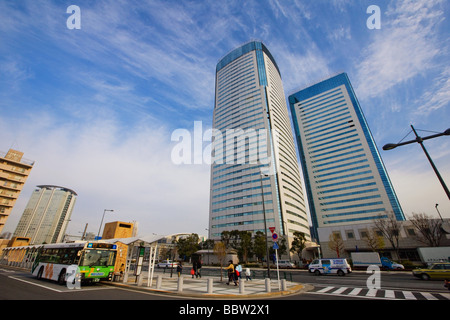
xmin=13 ymin=185 xmax=77 ymax=244
xmin=288 ymin=73 xmax=405 ymax=239
xmin=208 ymin=41 xmax=311 ymax=246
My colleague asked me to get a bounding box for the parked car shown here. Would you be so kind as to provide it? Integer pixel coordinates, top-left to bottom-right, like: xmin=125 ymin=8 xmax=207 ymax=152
xmin=275 ymin=260 xmax=295 ymax=268
xmin=412 ymin=262 xmax=450 ymax=280
xmin=157 ymin=260 xmax=179 ymax=268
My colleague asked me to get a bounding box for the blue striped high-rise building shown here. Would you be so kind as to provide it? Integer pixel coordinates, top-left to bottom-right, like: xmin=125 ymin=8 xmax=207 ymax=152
xmin=288 ymin=73 xmax=405 ymax=240
xmin=208 ymin=41 xmax=311 ymax=247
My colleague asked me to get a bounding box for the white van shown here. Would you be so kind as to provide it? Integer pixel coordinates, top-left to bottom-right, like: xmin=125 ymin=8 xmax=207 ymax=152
xmin=309 ymin=258 xmax=352 ymax=276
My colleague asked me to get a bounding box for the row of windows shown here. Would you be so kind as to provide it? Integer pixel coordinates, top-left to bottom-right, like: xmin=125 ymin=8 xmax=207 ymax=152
xmin=216 ymin=53 xmax=254 ymax=86
xmin=217 ymin=66 xmax=255 ymax=99
xmin=320 ymin=194 xmax=381 ymax=206
xmin=311 ymin=144 xmax=363 ymax=162
xmin=312 ymin=153 xmax=366 ymax=169
xmin=215 ymin=87 xmax=261 ymax=118
xmin=212 ymin=176 xmax=270 ymax=194
xmin=214 ymin=101 xmax=262 ymax=128
xmin=214 ymin=94 xmax=261 ymax=124
xmin=212 ymin=183 xmax=271 ymax=199
xmin=318 ymin=183 xmax=377 ymax=196
xmin=322 ymin=201 xmax=384 ymax=212
xmin=211 ymin=200 xmax=273 ymax=213
xmin=301 ymin=99 xmax=346 ymax=123
xmin=211 ymin=209 xmax=274 ymax=221
xmin=297 ymin=87 xmax=342 ymax=111
xmin=211 ymin=191 xmax=271 ymax=206
xmin=211 ymin=218 xmax=275 ymax=229
xmin=323 ymin=214 xmax=388 ymax=225
xmin=314 ymin=164 xmax=370 ymax=179
xmin=322 ymin=208 xmax=386 ymax=219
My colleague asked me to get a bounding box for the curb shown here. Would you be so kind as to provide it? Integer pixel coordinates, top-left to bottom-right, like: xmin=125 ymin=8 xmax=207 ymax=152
xmin=106 ymin=279 xmax=312 ymax=299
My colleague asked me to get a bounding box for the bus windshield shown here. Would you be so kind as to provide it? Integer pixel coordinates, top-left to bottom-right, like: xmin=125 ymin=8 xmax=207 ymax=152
xmin=80 ymin=249 xmax=116 ymax=267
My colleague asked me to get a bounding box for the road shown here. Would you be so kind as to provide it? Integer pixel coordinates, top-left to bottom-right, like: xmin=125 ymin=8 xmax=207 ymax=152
xmin=285 ymin=268 xmax=450 ymax=300
xmin=1 ymin=266 xmax=449 ymax=301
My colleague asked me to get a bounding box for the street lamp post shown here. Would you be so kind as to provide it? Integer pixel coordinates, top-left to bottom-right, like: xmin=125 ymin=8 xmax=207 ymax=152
xmin=97 ymin=209 xmax=114 ymax=239
xmin=383 ymin=125 xmax=450 ymax=200
xmin=259 ymin=173 xmax=271 ymax=279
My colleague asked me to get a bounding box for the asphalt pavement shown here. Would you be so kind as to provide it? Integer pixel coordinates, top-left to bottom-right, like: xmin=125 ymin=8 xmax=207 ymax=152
xmin=110 ymin=269 xmax=310 ymax=299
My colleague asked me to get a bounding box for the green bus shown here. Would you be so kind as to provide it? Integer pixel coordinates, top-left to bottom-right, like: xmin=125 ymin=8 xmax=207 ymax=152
xmin=32 ymin=241 xmax=117 ymax=285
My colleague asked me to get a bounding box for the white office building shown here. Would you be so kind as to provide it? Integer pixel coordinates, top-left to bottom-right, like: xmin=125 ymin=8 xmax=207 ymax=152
xmin=208 ymin=41 xmax=311 ymax=247
xmin=288 ymin=73 xmax=405 ymax=240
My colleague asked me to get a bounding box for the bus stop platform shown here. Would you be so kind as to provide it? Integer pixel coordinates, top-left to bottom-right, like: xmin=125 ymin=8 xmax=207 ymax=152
xmin=109 ymin=270 xmax=309 ymax=299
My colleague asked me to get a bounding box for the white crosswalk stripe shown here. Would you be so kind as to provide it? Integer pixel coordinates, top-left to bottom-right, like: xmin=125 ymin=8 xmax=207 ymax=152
xmin=402 ymin=291 xmax=416 ymax=300
xmin=311 ymin=286 xmax=450 ymax=300
xmin=384 ymin=290 xmax=395 ymax=299
xmin=348 ymin=287 xmax=363 ymax=295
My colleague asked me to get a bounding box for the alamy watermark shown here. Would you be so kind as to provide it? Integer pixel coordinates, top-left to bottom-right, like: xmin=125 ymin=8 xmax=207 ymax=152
xmin=367 ymin=5 xmax=381 ymax=30
xmin=366 ymin=265 xmax=381 ymax=290
xmin=170 ymin=121 xmax=280 ymax=175
xmin=66 ymin=5 xmax=81 ymax=30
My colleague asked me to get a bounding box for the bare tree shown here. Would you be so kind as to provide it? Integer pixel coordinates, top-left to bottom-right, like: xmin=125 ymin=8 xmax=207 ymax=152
xmin=365 ymin=229 xmax=385 ymax=252
xmin=409 ymin=212 xmax=443 ymax=247
xmin=328 ymin=232 xmax=345 ymax=258
xmin=374 ymin=212 xmax=401 ymax=260
xmin=213 ymin=242 xmax=227 ymax=281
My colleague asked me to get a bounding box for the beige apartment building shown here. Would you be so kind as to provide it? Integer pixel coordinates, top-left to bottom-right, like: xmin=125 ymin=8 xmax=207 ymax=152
xmin=0 ymin=149 xmax=34 ymax=234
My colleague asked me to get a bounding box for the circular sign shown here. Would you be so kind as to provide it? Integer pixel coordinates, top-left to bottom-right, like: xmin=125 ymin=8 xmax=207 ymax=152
xmin=272 ymin=233 xmax=278 ymax=241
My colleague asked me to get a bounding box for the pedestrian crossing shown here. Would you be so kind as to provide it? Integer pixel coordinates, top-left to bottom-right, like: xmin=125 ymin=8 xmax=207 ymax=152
xmin=311 ymin=285 xmax=450 ymax=300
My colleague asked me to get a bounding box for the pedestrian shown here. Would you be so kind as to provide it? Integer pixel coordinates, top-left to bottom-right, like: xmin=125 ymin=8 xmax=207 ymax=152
xmin=177 ymin=262 xmax=183 ymax=278
xmin=245 ymin=267 xmax=252 ymax=281
xmin=225 ymin=260 xmax=237 ymax=286
xmin=235 ymin=262 xmax=242 ymax=284
xmin=196 ymin=260 xmax=202 ymax=278
xmin=192 ymin=261 xmax=197 ymax=278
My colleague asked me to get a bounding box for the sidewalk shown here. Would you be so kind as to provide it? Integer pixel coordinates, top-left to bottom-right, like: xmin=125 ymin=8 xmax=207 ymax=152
xmin=109 ymin=270 xmax=310 ymax=299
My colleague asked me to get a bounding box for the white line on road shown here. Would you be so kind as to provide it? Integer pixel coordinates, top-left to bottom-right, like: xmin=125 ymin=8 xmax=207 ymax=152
xmin=8 ymin=276 xmax=115 ymax=293
xmin=348 ymin=288 xmax=362 ymax=295
xmin=384 ymin=290 xmax=395 ymax=299
xmin=317 ymin=286 xmax=334 ymax=293
xmin=402 ymin=291 xmax=416 ymax=300
xmin=9 ymin=276 xmax=63 ymax=292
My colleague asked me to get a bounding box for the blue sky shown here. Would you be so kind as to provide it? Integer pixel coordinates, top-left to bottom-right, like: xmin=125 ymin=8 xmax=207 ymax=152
xmin=1 ymin=0 xmax=449 ymax=238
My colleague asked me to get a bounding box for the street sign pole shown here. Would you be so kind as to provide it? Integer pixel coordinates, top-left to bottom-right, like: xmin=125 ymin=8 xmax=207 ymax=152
xmin=272 ymin=233 xmax=280 ymax=290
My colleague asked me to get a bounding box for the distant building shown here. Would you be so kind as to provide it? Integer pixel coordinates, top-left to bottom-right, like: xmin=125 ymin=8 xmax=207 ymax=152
xmin=13 ymin=185 xmax=77 ymax=244
xmin=0 ymin=149 xmax=34 ymax=234
xmin=102 ymin=221 xmax=135 ymax=239
xmin=288 ymin=73 xmax=405 ymax=240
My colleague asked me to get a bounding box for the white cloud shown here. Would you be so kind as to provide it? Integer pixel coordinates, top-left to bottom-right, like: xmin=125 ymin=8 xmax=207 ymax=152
xmin=355 ymin=0 xmax=445 ymax=99
xmin=1 ymin=111 xmax=211 ymax=237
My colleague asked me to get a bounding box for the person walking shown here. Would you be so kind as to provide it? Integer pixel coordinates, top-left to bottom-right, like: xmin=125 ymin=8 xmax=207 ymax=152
xmin=196 ymin=260 xmax=202 ymax=278
xmin=245 ymin=267 xmax=252 ymax=281
xmin=192 ymin=261 xmax=197 ymax=278
xmin=235 ymin=262 xmax=242 ymax=284
xmin=225 ymin=260 xmax=237 ymax=286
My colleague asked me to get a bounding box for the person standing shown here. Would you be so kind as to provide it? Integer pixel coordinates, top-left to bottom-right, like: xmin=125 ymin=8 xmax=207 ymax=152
xmin=177 ymin=262 xmax=183 ymax=278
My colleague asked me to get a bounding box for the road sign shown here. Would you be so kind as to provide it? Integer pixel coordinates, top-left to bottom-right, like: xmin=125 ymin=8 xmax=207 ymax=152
xmin=273 ymin=242 xmax=279 ymax=250
xmin=269 ymin=227 xmax=276 ymax=234
xmin=272 ymin=232 xmax=278 ymax=241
